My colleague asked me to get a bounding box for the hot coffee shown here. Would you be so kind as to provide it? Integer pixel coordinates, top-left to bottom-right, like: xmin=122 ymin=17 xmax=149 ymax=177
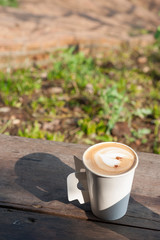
xmin=83 ymin=142 xmax=136 ymax=176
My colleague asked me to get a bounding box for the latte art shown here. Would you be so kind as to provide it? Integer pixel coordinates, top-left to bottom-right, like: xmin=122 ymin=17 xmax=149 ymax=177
xmin=95 ymin=147 xmax=134 ymax=168
xmin=83 ymin=143 xmax=136 ymax=176
xmin=99 ymin=153 xmax=121 ymax=167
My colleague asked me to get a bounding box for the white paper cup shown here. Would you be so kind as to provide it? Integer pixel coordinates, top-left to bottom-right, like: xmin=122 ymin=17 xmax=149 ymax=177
xmin=67 ymin=142 xmax=139 ymax=221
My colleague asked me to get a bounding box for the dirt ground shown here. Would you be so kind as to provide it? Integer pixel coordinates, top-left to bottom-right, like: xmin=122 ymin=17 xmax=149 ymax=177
xmin=0 ymin=0 xmax=160 ymax=68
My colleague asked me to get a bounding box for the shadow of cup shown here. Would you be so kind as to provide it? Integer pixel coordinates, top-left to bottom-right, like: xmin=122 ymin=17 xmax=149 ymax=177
xmin=15 ymin=152 xmax=74 ymax=203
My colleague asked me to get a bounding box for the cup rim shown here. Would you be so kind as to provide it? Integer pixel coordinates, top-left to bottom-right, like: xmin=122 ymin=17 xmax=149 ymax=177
xmin=82 ymin=142 xmax=139 ymax=178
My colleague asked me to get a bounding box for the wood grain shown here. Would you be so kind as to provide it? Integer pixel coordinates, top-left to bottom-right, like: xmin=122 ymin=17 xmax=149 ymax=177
xmin=0 ymin=134 xmax=159 ymax=231
xmin=0 ymin=207 xmax=159 ymax=240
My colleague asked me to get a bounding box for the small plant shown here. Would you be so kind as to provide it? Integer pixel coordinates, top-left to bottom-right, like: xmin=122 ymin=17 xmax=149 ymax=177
xmin=18 ymin=121 xmax=65 ymax=141
xmin=133 ymin=108 xmax=152 ymax=119
xmin=78 ymin=118 xmax=96 ymax=136
xmin=0 ymin=70 xmax=42 ymax=107
xmin=131 ymin=128 xmax=151 ymax=144
xmin=100 ymin=85 xmax=128 ymax=134
xmin=48 ymin=47 xmax=96 ymax=93
xmin=0 ymin=0 xmax=18 ymax=7
xmin=153 ymin=103 xmax=160 ymax=119
xmin=154 ymin=25 xmax=160 ymax=48
xmin=153 ymin=120 xmax=160 ymax=154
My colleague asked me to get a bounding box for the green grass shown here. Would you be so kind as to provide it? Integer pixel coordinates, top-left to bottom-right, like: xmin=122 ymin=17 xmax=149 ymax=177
xmin=0 ymin=0 xmax=18 ymax=7
xmin=0 ymin=43 xmax=160 ymax=153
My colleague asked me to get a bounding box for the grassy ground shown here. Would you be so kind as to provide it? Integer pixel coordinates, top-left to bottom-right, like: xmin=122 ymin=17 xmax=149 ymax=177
xmin=0 ymin=41 xmax=160 ymax=153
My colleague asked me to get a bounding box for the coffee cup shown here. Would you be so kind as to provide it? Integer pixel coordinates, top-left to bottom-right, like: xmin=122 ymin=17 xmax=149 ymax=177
xmin=67 ymin=142 xmax=139 ymax=221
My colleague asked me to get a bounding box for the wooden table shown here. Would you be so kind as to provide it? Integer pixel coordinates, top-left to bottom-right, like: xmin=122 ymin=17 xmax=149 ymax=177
xmin=0 ymin=134 xmax=159 ymax=239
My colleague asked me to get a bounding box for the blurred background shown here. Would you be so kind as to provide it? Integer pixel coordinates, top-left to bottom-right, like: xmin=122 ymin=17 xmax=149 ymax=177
xmin=0 ymin=0 xmax=160 ymax=153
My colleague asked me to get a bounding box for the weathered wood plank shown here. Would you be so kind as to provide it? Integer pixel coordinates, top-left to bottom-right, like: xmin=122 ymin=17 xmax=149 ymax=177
xmin=0 ymin=134 xmax=160 ymax=230
xmin=0 ymin=207 xmax=159 ymax=240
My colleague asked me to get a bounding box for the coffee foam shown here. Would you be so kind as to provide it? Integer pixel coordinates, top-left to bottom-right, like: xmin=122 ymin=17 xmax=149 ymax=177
xmin=84 ymin=143 xmax=136 ymax=176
